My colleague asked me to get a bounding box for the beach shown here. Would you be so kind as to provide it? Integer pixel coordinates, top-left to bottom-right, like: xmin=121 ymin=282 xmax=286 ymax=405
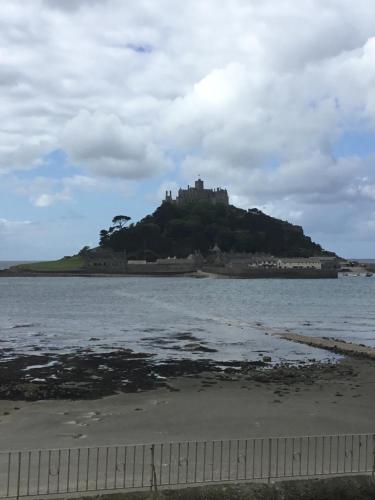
xmin=1 ymin=356 xmax=374 ymax=451
xmin=1 ymin=276 xmax=375 ymax=452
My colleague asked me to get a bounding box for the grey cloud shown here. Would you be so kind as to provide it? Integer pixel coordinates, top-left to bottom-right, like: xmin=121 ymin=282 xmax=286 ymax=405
xmin=42 ymin=0 xmax=106 ymax=12
xmin=61 ymin=110 xmax=171 ymax=179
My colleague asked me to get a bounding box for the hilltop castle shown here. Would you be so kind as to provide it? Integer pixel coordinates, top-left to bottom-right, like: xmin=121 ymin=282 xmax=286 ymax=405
xmin=164 ymin=178 xmax=229 ymax=206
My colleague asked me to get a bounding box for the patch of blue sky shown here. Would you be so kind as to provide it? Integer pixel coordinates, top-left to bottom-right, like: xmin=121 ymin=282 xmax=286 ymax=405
xmin=126 ymin=43 xmax=153 ymax=54
xmin=333 ymin=130 xmax=375 ymax=158
xmin=18 ymin=149 xmax=79 ymax=180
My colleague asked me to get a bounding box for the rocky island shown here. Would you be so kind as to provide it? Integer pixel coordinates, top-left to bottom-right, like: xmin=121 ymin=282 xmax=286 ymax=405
xmin=1 ymin=179 xmax=339 ymax=279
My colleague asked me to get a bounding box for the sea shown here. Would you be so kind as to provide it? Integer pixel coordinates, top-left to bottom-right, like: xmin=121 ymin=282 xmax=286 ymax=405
xmin=0 ymin=272 xmax=374 ymax=365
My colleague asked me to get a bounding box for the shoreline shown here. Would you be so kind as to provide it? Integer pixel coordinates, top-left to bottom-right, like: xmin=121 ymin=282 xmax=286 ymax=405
xmin=0 ymin=334 xmax=372 ymax=401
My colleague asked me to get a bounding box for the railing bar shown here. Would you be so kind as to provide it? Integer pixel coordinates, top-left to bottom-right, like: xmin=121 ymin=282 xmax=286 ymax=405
xmin=105 ymin=446 xmax=109 ymax=490
xmin=299 ymin=437 xmax=302 ymax=476
xmin=95 ymin=448 xmax=99 ymax=491
xmin=276 ymin=437 xmax=279 ymax=478
xmin=46 ymin=449 xmax=51 ymax=494
xmin=306 ymin=436 xmax=310 ymax=476
xmin=357 ymin=435 xmax=361 ymax=473
xmin=159 ymin=443 xmax=164 ymax=485
xmin=336 ymin=435 xmax=340 ymax=474
xmin=219 ymin=440 xmax=223 ymax=481
xmin=211 ymin=441 xmax=214 ymax=482
xmin=322 ymin=436 xmax=325 ymax=475
xmin=283 ymin=438 xmax=286 ymax=477
xmin=236 ymin=439 xmax=240 ymax=480
xmin=244 ymin=439 xmax=248 ymax=480
xmin=350 ymin=435 xmax=354 ymax=473
xmin=57 ymin=449 xmax=61 ymax=494
xmin=365 ymin=435 xmax=368 ymax=472
xmin=132 ymin=445 xmax=136 ymax=488
xmin=67 ymin=449 xmax=71 ymax=493
xmin=76 ymin=448 xmax=81 ymax=492
xmin=204 ymin=441 xmax=208 ymax=482
xmin=228 ymin=440 xmax=232 ymax=480
xmin=291 ymin=437 xmax=295 ymax=477
xmin=85 ymin=447 xmax=90 ymax=492
xmin=16 ymin=452 xmax=21 ymax=500
xmin=123 ymin=446 xmax=127 ymax=489
xmin=141 ymin=444 xmax=145 ymax=487
xmin=169 ymin=442 xmax=172 ymax=485
xmin=1 ymin=432 xmax=369 ymax=454
xmin=114 ymin=446 xmax=118 ymax=489
xmin=6 ymin=452 xmax=11 ymax=497
xmin=344 ymin=435 xmax=347 ymax=473
xmin=26 ymin=450 xmax=31 ymax=496
xmin=37 ymin=450 xmax=41 ymax=494
xmin=314 ymin=436 xmax=317 ymax=476
xmin=268 ymin=438 xmax=272 ymax=480
xmin=177 ymin=442 xmax=181 ymax=484
xmin=186 ymin=441 xmax=190 ymax=483
xmin=253 ymin=439 xmax=257 ymax=479
xmin=329 ymin=436 xmax=332 ymax=475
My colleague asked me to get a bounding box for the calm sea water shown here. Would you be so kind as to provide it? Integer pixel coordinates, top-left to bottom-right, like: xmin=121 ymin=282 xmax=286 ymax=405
xmin=0 ymin=276 xmax=374 ymax=364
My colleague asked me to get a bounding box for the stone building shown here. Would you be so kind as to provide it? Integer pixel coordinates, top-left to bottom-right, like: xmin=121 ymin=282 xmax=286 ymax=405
xmin=164 ymin=178 xmax=229 ymax=206
xmin=84 ymin=247 xmax=128 ymax=271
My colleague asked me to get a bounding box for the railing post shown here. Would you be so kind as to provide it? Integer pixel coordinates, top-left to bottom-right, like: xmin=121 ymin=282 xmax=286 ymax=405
xmin=150 ymin=444 xmax=158 ymax=496
xmin=372 ymin=434 xmax=375 ymax=479
xmin=268 ymin=438 xmax=272 ymax=484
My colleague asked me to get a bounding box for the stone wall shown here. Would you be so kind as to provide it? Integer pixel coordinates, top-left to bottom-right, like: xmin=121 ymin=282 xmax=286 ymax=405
xmin=126 ymin=262 xmax=197 ymax=275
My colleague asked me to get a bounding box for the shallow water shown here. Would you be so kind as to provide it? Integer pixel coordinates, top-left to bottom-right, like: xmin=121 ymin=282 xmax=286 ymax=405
xmin=0 ymin=276 xmax=374 ymax=364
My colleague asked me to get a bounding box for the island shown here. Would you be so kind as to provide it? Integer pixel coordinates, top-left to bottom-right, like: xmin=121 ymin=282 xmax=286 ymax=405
xmin=2 ymin=178 xmax=340 ymax=278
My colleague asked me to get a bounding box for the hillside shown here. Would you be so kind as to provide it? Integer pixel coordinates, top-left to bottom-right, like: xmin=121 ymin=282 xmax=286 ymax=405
xmin=99 ymin=202 xmax=334 ymax=260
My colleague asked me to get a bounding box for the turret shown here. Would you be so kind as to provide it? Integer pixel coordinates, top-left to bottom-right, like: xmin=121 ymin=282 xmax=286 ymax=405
xmin=164 ymin=190 xmax=173 ymax=203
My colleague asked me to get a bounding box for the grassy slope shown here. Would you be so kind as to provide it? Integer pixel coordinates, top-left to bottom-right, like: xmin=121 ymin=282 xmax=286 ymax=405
xmin=16 ymin=255 xmax=85 ymax=272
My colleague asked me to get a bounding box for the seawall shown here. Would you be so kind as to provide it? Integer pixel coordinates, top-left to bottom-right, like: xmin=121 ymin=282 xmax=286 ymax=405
xmin=203 ymin=265 xmax=338 ymax=279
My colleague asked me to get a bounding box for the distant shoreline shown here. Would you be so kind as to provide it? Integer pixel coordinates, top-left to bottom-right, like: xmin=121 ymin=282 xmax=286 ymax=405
xmin=0 ymin=268 xmax=339 ymax=279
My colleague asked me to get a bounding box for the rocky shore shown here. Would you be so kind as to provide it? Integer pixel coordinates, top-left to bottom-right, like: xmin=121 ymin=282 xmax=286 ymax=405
xmin=0 ymin=347 xmax=356 ymax=401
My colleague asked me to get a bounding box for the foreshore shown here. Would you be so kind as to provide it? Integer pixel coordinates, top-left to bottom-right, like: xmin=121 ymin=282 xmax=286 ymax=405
xmin=1 ymin=350 xmax=374 ymax=450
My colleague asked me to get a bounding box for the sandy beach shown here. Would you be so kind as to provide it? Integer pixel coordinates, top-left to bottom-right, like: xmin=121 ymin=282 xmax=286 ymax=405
xmin=1 ymin=357 xmax=374 ymax=451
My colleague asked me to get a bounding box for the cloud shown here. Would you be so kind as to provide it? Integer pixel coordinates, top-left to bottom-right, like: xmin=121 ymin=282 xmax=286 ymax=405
xmin=2 ymin=0 xmax=375 ymax=255
xmin=61 ymin=110 xmax=171 ymax=179
xmin=0 ymin=218 xmax=32 ymax=231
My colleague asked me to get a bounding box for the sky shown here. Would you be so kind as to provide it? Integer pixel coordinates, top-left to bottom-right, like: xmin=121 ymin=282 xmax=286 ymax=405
xmin=1 ymin=0 xmax=375 ymax=260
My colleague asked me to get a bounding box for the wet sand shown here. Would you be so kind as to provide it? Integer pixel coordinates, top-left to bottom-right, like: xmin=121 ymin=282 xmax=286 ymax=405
xmin=1 ymin=357 xmax=374 ymax=451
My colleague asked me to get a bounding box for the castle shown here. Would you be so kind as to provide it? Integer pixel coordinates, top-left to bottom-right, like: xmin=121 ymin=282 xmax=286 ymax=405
xmin=164 ymin=178 xmax=229 ymax=206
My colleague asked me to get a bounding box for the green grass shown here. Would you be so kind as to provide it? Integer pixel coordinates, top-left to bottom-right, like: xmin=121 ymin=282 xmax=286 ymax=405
xmin=17 ymin=255 xmax=85 ymax=272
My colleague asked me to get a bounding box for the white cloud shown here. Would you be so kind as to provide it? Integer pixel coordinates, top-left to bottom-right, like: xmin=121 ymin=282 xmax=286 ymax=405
xmin=0 ymin=218 xmax=32 ymax=230
xmin=2 ymin=0 xmax=375 ymax=255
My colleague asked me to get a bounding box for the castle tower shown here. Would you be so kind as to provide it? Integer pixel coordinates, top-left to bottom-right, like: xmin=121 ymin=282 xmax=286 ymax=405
xmin=195 ymin=178 xmax=204 ymax=190
xmin=164 ymin=190 xmax=173 ymax=203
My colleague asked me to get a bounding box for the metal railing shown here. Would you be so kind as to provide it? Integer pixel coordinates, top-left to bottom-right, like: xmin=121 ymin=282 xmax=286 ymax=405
xmin=1 ymin=433 xmax=374 ymax=498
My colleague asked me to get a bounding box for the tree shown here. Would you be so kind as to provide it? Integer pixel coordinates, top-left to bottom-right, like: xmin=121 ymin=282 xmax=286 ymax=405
xmin=111 ymin=215 xmax=131 ymax=231
xmin=99 ymin=229 xmax=110 ymax=247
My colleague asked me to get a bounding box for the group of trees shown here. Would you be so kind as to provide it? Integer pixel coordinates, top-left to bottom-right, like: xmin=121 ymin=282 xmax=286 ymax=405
xmin=97 ymin=201 xmax=331 ymax=261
